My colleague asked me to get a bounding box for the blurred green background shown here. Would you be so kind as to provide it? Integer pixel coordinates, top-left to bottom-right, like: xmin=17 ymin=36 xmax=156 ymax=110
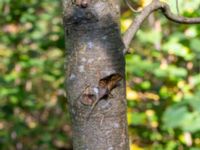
xmin=0 ymin=0 xmax=200 ymax=149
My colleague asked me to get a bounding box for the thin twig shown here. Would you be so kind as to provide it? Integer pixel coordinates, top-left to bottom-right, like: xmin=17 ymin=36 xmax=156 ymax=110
xmin=176 ymin=0 xmax=180 ymax=15
xmin=124 ymin=0 xmax=142 ymax=13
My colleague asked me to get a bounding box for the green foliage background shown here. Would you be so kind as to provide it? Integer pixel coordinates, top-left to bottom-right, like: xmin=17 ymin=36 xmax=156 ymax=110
xmin=0 ymin=0 xmax=200 ymax=149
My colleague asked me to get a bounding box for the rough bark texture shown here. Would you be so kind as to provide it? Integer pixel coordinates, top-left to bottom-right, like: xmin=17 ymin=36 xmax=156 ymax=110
xmin=62 ymin=0 xmax=129 ymax=149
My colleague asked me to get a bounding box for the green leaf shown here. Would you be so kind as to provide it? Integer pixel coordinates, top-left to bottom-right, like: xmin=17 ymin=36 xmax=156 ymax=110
xmin=163 ymin=106 xmax=189 ymax=129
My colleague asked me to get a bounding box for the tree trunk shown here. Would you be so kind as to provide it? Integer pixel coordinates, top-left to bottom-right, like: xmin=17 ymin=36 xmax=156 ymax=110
xmin=62 ymin=0 xmax=129 ymax=149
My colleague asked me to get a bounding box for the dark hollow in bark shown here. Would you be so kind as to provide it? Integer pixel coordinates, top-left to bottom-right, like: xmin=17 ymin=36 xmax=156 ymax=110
xmin=63 ymin=0 xmax=129 ymax=149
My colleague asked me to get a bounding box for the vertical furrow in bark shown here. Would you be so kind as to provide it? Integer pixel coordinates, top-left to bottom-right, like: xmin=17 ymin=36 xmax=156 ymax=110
xmin=63 ymin=0 xmax=129 ymax=149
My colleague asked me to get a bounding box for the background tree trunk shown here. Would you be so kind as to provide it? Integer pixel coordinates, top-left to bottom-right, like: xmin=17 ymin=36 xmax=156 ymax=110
xmin=62 ymin=0 xmax=129 ymax=149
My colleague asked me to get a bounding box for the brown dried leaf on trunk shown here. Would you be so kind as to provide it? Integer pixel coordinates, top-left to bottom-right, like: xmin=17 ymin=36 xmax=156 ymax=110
xmin=99 ymin=73 xmax=123 ymax=92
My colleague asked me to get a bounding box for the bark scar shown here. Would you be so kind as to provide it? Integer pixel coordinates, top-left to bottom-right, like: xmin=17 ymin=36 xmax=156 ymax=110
xmin=86 ymin=73 xmax=123 ymax=120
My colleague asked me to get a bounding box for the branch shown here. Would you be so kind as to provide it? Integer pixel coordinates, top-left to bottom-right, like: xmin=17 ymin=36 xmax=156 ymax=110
xmin=122 ymin=1 xmax=162 ymax=53
xmin=123 ymin=0 xmax=200 ymax=54
xmin=124 ymin=0 xmax=142 ymax=13
xmin=161 ymin=3 xmax=200 ymax=24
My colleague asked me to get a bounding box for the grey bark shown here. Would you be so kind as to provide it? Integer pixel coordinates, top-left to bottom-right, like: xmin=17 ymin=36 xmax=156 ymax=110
xmin=62 ymin=0 xmax=129 ymax=150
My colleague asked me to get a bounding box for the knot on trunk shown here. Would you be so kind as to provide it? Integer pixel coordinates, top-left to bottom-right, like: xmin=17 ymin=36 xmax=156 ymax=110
xmin=75 ymin=0 xmax=90 ymax=8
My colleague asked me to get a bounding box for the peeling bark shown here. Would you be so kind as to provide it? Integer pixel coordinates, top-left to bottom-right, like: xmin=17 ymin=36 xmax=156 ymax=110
xmin=62 ymin=0 xmax=129 ymax=149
